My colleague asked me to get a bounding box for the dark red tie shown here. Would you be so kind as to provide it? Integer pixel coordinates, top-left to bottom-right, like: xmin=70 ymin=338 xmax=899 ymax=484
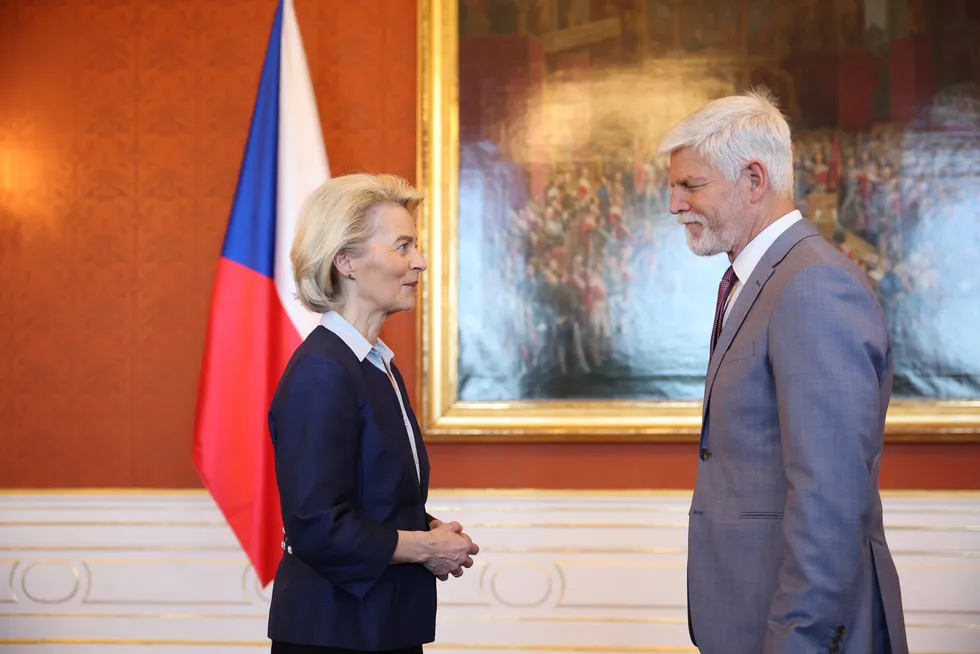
xmin=710 ymin=266 xmax=737 ymax=358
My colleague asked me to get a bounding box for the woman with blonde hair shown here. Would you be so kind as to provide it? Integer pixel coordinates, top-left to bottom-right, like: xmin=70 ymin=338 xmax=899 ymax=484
xmin=267 ymin=173 xmax=478 ymax=654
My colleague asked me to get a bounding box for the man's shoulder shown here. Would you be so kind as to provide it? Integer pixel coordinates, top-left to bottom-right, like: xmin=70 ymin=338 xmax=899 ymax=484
xmin=779 ymin=233 xmax=874 ymax=294
xmin=768 ymin=235 xmax=886 ymax=339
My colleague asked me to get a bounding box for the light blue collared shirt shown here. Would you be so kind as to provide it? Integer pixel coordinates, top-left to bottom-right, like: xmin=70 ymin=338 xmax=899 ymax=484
xmin=319 ymin=311 xmax=420 ymax=482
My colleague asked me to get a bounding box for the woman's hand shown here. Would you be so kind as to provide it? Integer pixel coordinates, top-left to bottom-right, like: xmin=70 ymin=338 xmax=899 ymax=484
xmin=393 ymin=520 xmax=479 ymax=580
xmin=422 ymin=520 xmax=479 ymax=579
xmin=428 ymin=519 xmax=450 ymax=580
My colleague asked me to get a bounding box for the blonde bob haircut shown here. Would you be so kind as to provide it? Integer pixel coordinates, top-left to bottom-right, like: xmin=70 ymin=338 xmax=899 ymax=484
xmin=291 ymin=173 xmax=423 ymax=313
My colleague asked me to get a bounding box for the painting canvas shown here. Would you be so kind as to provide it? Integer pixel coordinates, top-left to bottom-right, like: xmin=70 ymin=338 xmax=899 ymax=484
xmin=418 ymin=0 xmax=980 ymax=439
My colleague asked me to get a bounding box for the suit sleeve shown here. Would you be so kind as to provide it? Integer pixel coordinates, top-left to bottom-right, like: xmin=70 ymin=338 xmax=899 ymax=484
xmin=271 ymin=355 xmax=399 ymax=598
xmin=764 ymin=264 xmax=889 ymax=653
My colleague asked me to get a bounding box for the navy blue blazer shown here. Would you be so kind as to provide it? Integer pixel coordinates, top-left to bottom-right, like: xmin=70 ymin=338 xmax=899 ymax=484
xmin=266 ymin=326 xmax=435 ymax=650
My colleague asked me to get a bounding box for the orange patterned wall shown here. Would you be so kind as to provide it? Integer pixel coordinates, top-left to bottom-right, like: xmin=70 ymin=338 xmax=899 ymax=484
xmin=1 ymin=0 xmax=977 ymax=490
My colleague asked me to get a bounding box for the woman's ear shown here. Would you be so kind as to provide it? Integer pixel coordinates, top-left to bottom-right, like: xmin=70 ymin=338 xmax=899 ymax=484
xmin=334 ymin=251 xmax=355 ymax=280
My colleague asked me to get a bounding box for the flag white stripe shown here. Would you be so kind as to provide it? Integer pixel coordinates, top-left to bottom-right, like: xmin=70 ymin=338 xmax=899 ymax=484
xmin=276 ymin=0 xmax=330 ymax=338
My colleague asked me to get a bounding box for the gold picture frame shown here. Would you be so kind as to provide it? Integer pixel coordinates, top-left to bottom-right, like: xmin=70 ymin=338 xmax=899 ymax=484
xmin=416 ymin=0 xmax=980 ymax=442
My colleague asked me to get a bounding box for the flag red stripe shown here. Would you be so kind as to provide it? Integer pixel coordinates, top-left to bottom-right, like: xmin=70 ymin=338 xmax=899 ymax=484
xmin=193 ymin=257 xmax=300 ymax=585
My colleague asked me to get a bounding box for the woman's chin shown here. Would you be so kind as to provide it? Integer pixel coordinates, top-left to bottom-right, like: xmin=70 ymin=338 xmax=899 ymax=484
xmin=390 ymin=297 xmax=417 ymax=313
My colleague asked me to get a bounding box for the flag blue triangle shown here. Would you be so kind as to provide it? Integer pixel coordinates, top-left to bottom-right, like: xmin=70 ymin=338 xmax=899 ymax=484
xmin=220 ymin=0 xmax=283 ymax=279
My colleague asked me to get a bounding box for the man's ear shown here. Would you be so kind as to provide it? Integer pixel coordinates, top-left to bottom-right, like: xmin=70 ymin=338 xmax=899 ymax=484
xmin=746 ymin=161 xmax=768 ymax=202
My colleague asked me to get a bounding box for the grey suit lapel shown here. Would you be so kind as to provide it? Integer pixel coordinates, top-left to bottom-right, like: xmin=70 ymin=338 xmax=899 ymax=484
xmin=700 ymin=218 xmax=822 ymax=427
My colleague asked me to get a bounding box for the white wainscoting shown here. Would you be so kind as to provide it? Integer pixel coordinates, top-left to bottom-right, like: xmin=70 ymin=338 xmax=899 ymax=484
xmin=0 ymin=490 xmax=978 ymax=654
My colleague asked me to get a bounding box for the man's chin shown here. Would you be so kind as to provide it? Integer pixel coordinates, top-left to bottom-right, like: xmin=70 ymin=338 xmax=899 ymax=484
xmin=685 ymin=235 xmax=723 ymax=257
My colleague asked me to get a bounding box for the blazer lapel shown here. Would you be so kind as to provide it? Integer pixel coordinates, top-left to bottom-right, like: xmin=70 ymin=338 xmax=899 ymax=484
xmin=390 ymin=363 xmax=429 ymax=496
xmin=701 ymin=263 xmax=774 ymax=418
xmin=408 ymin=407 xmax=430 ymax=498
xmin=700 ymin=218 xmax=822 ymax=436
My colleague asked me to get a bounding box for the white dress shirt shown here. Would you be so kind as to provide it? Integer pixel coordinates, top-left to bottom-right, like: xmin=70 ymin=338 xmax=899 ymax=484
xmin=319 ymin=310 xmax=421 ymax=483
xmin=724 ymin=209 xmax=804 ymax=323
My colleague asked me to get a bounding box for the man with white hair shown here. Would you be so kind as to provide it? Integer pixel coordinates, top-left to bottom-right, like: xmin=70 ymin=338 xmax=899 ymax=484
xmin=659 ymin=89 xmax=908 ymax=654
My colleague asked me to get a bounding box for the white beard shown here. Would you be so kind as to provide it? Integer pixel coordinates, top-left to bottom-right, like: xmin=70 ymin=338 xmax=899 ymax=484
xmin=678 ymin=212 xmax=737 ymax=257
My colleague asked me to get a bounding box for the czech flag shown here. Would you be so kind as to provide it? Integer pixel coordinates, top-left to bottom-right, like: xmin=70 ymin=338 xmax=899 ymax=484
xmin=192 ymin=0 xmax=328 ymax=587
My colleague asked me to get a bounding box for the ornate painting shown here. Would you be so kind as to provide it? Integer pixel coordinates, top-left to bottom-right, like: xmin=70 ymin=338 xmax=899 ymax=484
xmin=418 ymin=0 xmax=980 ymax=440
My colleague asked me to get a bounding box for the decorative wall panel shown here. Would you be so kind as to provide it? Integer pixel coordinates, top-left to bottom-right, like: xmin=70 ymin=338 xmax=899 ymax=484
xmin=0 ymin=491 xmax=977 ymax=653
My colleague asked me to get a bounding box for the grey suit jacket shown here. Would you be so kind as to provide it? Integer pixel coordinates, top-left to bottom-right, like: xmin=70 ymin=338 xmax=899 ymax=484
xmin=687 ymin=218 xmax=908 ymax=654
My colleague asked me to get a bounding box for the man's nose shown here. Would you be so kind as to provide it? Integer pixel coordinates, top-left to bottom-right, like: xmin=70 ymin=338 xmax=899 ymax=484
xmin=668 ymin=188 xmax=689 ymax=215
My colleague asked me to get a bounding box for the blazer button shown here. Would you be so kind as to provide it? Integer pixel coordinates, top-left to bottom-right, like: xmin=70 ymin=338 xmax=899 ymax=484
xmin=699 ymin=448 xmax=711 ymax=461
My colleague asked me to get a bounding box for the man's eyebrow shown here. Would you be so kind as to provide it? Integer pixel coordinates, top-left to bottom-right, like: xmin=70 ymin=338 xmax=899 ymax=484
xmin=671 ymin=176 xmax=707 ymax=186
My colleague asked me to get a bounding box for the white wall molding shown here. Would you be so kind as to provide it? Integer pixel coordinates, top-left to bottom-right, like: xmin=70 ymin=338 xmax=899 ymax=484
xmin=0 ymin=490 xmax=978 ymax=653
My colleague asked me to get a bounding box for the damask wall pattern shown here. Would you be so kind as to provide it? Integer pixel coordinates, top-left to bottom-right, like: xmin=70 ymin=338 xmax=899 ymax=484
xmin=0 ymin=0 xmax=977 ymax=489
xmin=0 ymin=0 xmax=417 ymax=487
